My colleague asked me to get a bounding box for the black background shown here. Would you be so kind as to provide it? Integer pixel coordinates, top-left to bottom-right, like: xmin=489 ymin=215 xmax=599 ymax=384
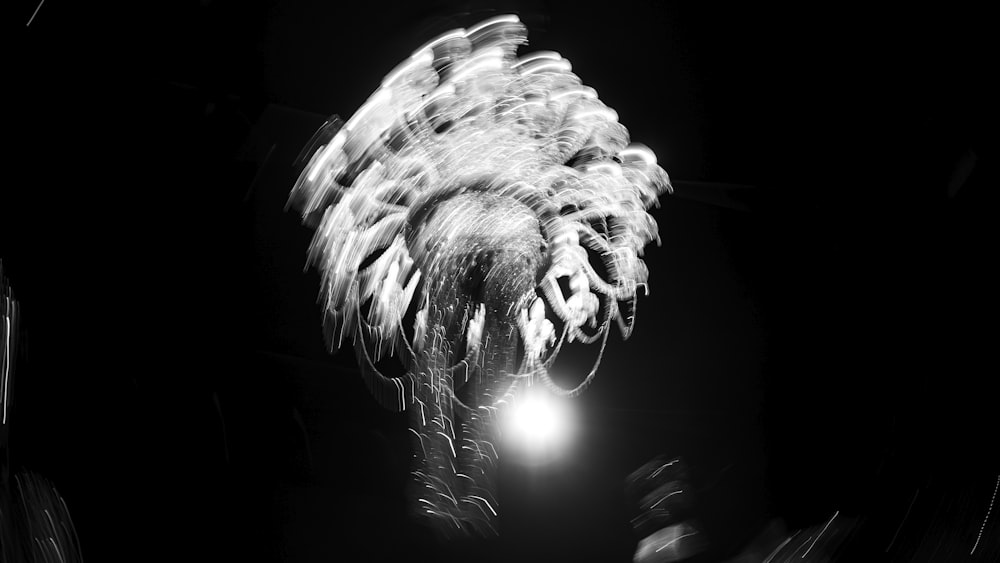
xmin=4 ymin=1 xmax=994 ymax=561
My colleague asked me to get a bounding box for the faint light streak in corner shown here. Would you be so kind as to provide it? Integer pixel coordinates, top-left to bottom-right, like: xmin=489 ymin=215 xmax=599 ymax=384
xmin=971 ymin=474 xmax=999 ymax=555
xmin=26 ymin=0 xmax=46 ymax=27
xmin=886 ymin=489 xmax=919 ymax=553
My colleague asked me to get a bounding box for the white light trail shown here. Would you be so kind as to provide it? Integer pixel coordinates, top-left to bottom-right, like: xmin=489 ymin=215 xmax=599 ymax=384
xmin=801 ymin=510 xmax=838 ymax=558
xmin=971 ymin=474 xmax=999 ymax=555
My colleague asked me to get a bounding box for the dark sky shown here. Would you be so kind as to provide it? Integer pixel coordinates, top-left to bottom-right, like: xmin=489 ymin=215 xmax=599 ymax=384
xmin=4 ymin=1 xmax=994 ymax=561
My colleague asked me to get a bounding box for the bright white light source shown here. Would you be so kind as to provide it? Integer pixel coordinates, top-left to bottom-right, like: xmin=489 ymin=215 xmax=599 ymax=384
xmin=504 ymin=386 xmax=574 ymax=462
xmin=513 ymin=394 xmax=558 ymax=441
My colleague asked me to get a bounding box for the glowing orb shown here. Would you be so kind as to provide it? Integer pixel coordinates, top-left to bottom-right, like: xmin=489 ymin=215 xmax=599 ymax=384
xmin=503 ymin=385 xmax=575 ymax=462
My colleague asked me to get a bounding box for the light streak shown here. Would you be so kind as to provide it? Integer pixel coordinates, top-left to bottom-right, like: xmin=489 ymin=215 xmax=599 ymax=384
xmin=436 ymin=431 xmax=457 ymax=458
xmin=465 ymin=14 xmax=521 ymax=36
xmin=417 ymin=29 xmax=466 ymax=53
xmin=27 ymin=0 xmax=46 ymax=27
xmin=801 ymin=510 xmax=838 ymax=558
xmin=2 ymin=272 xmax=17 ymax=426
xmin=971 ymin=474 xmax=999 ymax=555
xmin=467 ymin=495 xmax=498 ymax=516
xmin=787 ymin=535 xmax=813 ymax=559
xmin=6 ymin=473 xmax=83 ymax=561
xmin=649 ymin=489 xmax=682 ymax=509
xmin=2 ymin=311 xmax=10 ymax=424
xmin=886 ymin=489 xmax=919 ymax=552
xmin=512 ymin=51 xmax=563 ymax=67
xmin=762 ymin=531 xmax=798 ymax=563
xmin=655 ymin=530 xmax=698 ymax=553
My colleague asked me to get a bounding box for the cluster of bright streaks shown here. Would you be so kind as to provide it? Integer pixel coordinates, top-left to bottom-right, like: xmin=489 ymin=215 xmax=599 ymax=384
xmin=0 ymin=267 xmax=84 ymax=563
xmin=1 ymin=263 xmax=17 ymax=427
xmin=1 ymin=473 xmax=84 ymax=563
xmin=288 ymin=14 xmax=670 ymax=537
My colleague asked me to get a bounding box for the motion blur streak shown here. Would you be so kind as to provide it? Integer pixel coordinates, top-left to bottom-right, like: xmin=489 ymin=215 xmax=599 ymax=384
xmin=627 ymin=456 xmax=704 ymax=562
xmin=971 ymin=474 xmax=998 ymax=555
xmin=1 ymin=263 xmax=16 ymax=426
xmin=1 ymin=266 xmax=84 ymax=563
xmin=288 ymin=14 xmax=669 ymax=537
xmin=1 ymin=474 xmax=84 ymax=563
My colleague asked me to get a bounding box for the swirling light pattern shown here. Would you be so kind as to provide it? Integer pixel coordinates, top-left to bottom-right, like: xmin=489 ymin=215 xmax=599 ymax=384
xmin=288 ymin=14 xmax=670 ymax=537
